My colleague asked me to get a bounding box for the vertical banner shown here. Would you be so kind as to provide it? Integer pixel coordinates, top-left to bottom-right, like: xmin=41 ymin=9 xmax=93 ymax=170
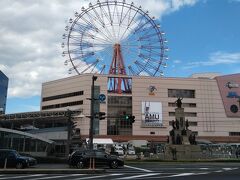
xmin=142 ymin=101 xmax=163 ymax=127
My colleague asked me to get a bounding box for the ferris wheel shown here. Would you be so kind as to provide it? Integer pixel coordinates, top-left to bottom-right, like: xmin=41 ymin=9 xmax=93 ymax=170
xmin=62 ymin=0 xmax=168 ymax=92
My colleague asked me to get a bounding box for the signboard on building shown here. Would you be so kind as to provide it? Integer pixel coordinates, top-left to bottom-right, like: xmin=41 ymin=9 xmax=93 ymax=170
xmin=215 ymin=74 xmax=240 ymax=117
xmin=141 ymin=101 xmax=163 ymax=127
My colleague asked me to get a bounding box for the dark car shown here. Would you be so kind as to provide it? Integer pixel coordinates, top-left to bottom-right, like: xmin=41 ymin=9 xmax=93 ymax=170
xmin=68 ymin=149 xmax=124 ymax=169
xmin=0 ymin=149 xmax=37 ymax=169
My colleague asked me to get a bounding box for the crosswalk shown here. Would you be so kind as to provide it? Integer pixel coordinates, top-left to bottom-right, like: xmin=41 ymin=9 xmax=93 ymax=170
xmin=0 ymin=167 xmax=238 ymax=180
xmin=0 ymin=170 xmax=237 ymax=180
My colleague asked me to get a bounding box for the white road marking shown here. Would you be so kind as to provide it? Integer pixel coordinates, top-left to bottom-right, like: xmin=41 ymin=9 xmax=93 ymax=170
xmin=124 ymin=165 xmax=152 ymax=172
xmin=0 ymin=174 xmax=45 ymax=180
xmin=147 ymin=173 xmax=196 ymax=179
xmin=72 ymin=174 xmax=122 ymax=180
xmin=196 ymin=172 xmax=210 ymax=175
xmin=222 ymin=168 xmax=232 ymax=171
xmin=215 ymin=170 xmax=223 ymax=173
xmin=28 ymin=174 xmax=84 ymax=180
xmin=116 ymin=173 xmax=160 ymax=180
xmin=167 ymin=173 xmax=195 ymax=177
xmin=199 ymin=168 xmax=209 ymax=170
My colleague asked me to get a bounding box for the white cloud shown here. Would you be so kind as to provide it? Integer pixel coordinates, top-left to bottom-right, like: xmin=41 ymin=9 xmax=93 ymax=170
xmin=0 ymin=0 xmax=198 ymax=98
xmin=131 ymin=0 xmax=198 ymax=19
xmin=229 ymin=0 xmax=240 ymax=3
xmin=184 ymin=51 xmax=240 ymax=69
xmin=173 ymin=60 xmax=181 ymax=64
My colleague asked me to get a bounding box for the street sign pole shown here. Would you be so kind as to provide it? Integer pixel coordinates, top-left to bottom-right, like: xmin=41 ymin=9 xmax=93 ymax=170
xmin=89 ymin=76 xmax=97 ymax=150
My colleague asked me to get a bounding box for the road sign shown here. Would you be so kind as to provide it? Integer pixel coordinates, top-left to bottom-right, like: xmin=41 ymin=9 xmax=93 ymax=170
xmin=99 ymin=94 xmax=106 ymax=102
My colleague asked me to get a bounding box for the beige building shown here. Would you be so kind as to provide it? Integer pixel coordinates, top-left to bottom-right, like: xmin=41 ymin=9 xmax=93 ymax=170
xmin=41 ymin=73 xmax=240 ymax=143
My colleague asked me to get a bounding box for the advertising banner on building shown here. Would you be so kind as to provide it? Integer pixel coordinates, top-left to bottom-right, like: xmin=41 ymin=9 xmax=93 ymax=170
xmin=142 ymin=101 xmax=163 ymax=127
xmin=215 ymin=74 xmax=240 ymax=117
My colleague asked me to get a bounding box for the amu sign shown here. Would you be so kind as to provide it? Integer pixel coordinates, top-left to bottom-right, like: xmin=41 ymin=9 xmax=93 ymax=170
xmin=142 ymin=101 xmax=163 ymax=127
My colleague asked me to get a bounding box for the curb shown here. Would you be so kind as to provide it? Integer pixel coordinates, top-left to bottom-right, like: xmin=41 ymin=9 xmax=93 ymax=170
xmin=0 ymin=168 xmax=106 ymax=174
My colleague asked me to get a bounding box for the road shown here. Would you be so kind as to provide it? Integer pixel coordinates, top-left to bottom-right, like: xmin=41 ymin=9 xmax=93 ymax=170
xmin=0 ymin=162 xmax=239 ymax=179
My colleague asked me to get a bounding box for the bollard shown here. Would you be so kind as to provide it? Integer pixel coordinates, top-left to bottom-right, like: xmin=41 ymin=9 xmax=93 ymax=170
xmin=93 ymin=158 xmax=95 ymax=169
xmin=89 ymin=158 xmax=92 ymax=169
xmin=4 ymin=158 xmax=7 ymax=169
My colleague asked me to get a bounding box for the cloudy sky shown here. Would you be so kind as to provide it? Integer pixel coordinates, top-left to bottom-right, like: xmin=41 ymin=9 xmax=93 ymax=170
xmin=1 ymin=0 xmax=240 ymax=113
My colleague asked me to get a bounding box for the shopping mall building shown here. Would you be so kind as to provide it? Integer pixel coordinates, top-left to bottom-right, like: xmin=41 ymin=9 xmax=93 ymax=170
xmin=41 ymin=73 xmax=240 ymax=143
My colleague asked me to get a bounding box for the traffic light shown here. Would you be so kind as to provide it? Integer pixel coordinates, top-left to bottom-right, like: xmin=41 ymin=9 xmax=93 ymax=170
xmin=98 ymin=112 xmax=106 ymax=120
xmin=70 ymin=120 xmax=77 ymax=129
xmin=131 ymin=116 xmax=135 ymax=123
xmin=124 ymin=115 xmax=135 ymax=124
xmin=69 ymin=120 xmax=77 ymax=136
xmin=124 ymin=115 xmax=130 ymax=120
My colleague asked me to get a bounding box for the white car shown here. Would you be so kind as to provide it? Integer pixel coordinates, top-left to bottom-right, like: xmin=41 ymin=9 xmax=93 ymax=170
xmin=115 ymin=146 xmax=124 ymax=155
xmin=127 ymin=148 xmax=136 ymax=155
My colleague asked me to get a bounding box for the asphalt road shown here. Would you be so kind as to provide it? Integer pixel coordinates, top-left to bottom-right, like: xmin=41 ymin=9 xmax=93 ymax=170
xmin=0 ymin=162 xmax=239 ymax=179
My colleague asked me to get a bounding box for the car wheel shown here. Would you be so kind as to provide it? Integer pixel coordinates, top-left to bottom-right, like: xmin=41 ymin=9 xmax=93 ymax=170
xmin=16 ymin=162 xmax=24 ymax=169
xmin=110 ymin=160 xmax=118 ymax=169
xmin=76 ymin=161 xmax=84 ymax=169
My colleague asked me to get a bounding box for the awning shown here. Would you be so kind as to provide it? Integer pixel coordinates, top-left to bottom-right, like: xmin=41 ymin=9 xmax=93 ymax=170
xmin=86 ymin=138 xmax=113 ymax=145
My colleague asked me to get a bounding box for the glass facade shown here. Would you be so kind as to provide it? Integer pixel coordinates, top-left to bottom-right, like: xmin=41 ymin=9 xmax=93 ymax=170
xmin=0 ymin=129 xmax=53 ymax=157
xmin=107 ymin=96 xmax=132 ymax=135
xmin=0 ymin=71 xmax=8 ymax=114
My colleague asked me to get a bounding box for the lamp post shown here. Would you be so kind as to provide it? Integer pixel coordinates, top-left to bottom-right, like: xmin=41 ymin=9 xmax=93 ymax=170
xmin=89 ymin=75 xmax=97 ymax=150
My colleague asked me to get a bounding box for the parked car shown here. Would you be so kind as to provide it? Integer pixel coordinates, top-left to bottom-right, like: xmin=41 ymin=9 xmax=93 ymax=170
xmin=0 ymin=149 xmax=37 ymax=169
xmin=68 ymin=149 xmax=124 ymax=169
xmin=115 ymin=146 xmax=124 ymax=155
xmin=127 ymin=148 xmax=136 ymax=155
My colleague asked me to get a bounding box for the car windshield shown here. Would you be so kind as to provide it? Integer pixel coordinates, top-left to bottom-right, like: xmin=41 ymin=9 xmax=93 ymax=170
xmin=14 ymin=151 xmax=20 ymax=157
xmin=105 ymin=151 xmax=110 ymax=155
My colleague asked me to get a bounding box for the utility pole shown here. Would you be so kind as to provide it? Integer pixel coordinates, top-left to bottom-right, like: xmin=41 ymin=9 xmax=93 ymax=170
xmin=89 ymin=75 xmax=97 ymax=150
xmin=66 ymin=109 xmax=72 ymax=156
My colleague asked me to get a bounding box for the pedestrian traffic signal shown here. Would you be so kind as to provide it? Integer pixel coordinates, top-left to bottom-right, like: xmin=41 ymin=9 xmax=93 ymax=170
xmin=98 ymin=112 xmax=106 ymax=120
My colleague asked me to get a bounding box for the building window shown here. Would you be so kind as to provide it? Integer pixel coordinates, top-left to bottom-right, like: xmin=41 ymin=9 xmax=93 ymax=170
xmin=168 ymin=89 xmax=195 ymax=98
xmin=42 ymin=91 xmax=84 ymax=102
xmin=169 ymin=112 xmax=175 ymax=117
xmin=229 ymin=132 xmax=240 ymax=136
xmin=108 ymin=77 xmax=132 ymax=94
xmin=192 ymin=131 xmax=198 ymax=136
xmin=189 ymin=121 xmax=198 ymax=126
xmin=42 ymin=100 xmax=83 ymax=110
xmin=230 ymin=105 xmax=238 ymax=113
xmin=168 ymin=103 xmax=196 ymax=108
xmin=169 ymin=112 xmax=197 ymax=117
xmin=169 ymin=121 xmax=197 ymax=126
